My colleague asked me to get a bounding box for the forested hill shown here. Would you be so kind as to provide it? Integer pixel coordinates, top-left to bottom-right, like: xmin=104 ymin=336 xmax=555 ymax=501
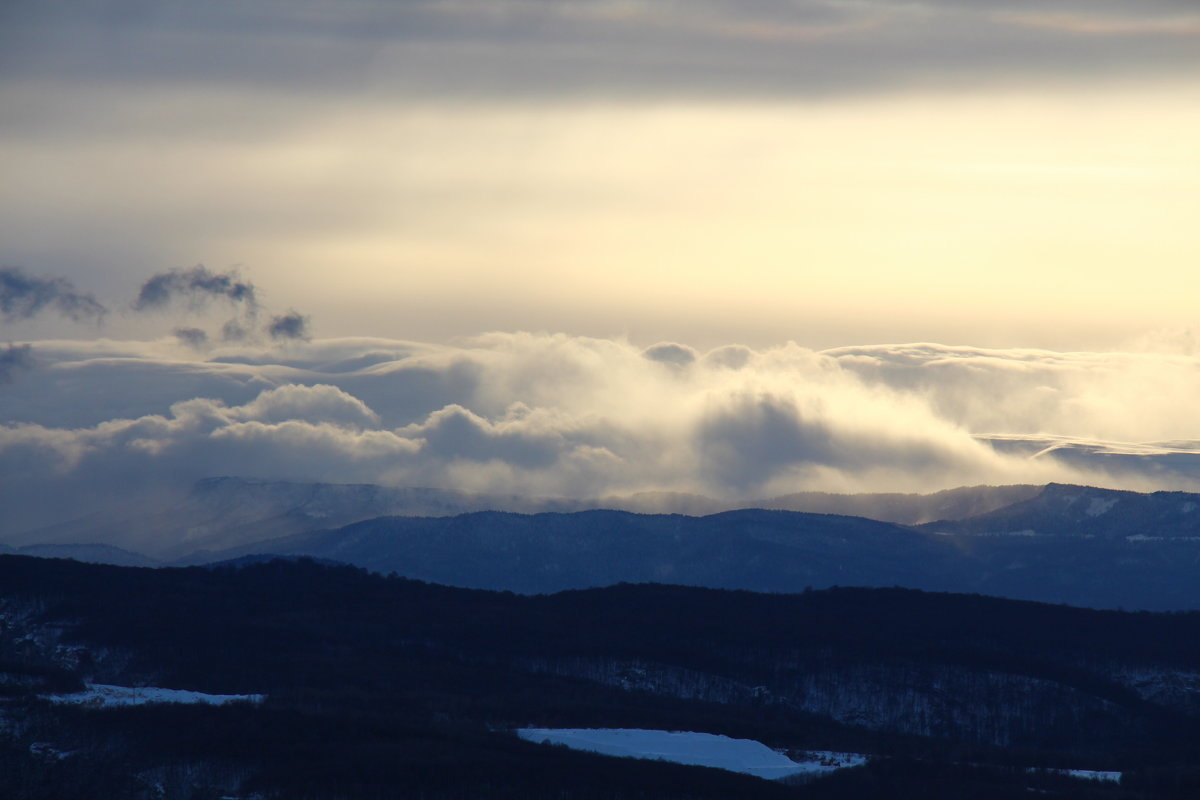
xmin=3 ymin=555 xmax=1200 ymax=798
xmin=197 ymin=496 xmax=1200 ymax=609
xmin=14 ymin=481 xmax=1200 ymax=611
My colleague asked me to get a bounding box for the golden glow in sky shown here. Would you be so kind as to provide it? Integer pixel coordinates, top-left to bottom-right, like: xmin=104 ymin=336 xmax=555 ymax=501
xmin=7 ymin=90 xmax=1197 ymax=349
xmin=3 ymin=0 xmax=1200 ymax=511
xmin=1 ymin=0 xmax=1198 ymax=349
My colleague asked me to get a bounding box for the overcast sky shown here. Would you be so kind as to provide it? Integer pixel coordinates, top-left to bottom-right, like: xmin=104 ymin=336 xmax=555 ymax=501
xmin=3 ymin=0 xmax=1198 ymax=348
xmin=2 ymin=1 xmax=1199 ymax=525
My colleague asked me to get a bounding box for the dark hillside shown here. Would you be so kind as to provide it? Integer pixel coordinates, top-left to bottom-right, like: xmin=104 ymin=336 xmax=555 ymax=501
xmin=2 ymin=555 xmax=1199 ymax=798
xmin=192 ymin=498 xmax=1200 ymax=609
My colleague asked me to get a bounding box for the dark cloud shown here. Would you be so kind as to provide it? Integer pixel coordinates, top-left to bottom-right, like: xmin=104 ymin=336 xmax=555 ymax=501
xmin=134 ymin=266 xmax=313 ymax=346
xmin=221 ymin=319 xmax=252 ymax=342
xmin=643 ymin=342 xmax=696 ymax=368
xmin=0 ymin=344 xmax=35 ymax=384
xmin=172 ymin=327 xmax=209 ymax=348
xmin=4 ymin=1 xmax=1197 ymax=101
xmin=267 ymin=310 xmax=311 ymax=341
xmin=133 ymin=265 xmax=257 ymax=313
xmin=698 ymin=394 xmax=835 ymax=490
xmin=0 ymin=267 xmax=107 ymax=324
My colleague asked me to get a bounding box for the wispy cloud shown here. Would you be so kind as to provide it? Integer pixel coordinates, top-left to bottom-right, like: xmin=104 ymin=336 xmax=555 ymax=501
xmin=995 ymin=12 xmax=1200 ymax=36
xmin=133 ymin=265 xmax=257 ymax=313
xmin=0 ymin=267 xmax=107 ymax=324
xmin=126 ymin=265 xmax=313 ymax=346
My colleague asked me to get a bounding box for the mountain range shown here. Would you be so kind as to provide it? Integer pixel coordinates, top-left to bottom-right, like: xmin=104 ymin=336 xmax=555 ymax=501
xmin=6 ymin=480 xmax=1200 ymax=610
xmin=2 ymin=477 xmax=1038 ymax=560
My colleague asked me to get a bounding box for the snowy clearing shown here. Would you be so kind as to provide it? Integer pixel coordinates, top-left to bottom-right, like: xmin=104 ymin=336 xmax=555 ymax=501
xmin=517 ymin=728 xmax=866 ymax=780
xmin=1063 ymin=769 xmax=1122 ymax=783
xmin=1026 ymin=767 xmax=1122 ymax=784
xmin=47 ymin=684 xmax=265 ymax=708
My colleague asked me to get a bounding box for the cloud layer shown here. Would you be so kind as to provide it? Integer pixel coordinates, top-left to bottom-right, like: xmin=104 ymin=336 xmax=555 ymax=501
xmin=5 ymin=0 xmax=1199 ymax=98
xmin=4 ymin=5 xmax=1197 ymax=354
xmin=4 ymin=333 xmax=1199 ymax=532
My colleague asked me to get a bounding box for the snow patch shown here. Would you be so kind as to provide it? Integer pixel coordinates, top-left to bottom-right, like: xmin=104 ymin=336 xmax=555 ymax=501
xmin=516 ymin=728 xmax=866 ymax=780
xmin=1126 ymin=535 xmax=1200 ymax=542
xmin=47 ymin=684 xmax=264 ymax=708
xmin=29 ymin=742 xmax=74 ymax=760
xmin=1029 ymin=767 xmax=1122 ymax=783
xmin=1086 ymin=497 xmax=1118 ymax=517
xmin=1065 ymin=769 xmax=1122 ymax=783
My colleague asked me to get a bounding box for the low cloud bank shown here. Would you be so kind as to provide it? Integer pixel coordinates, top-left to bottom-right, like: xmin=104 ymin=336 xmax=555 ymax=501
xmin=3 ymin=333 xmax=1199 ymax=531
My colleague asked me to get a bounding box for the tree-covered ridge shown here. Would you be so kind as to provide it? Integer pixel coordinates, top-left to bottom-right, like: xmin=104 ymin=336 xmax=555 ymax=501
xmin=195 ymin=490 xmax=1200 ymax=609
xmin=2 ymin=555 xmax=1199 ymax=798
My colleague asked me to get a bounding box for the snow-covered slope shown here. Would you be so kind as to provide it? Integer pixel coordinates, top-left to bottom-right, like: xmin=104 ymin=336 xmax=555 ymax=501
xmin=48 ymin=684 xmax=264 ymax=708
xmin=517 ymin=728 xmax=866 ymax=780
xmin=920 ymin=483 xmax=1200 ymax=540
xmin=762 ymin=484 xmax=1040 ymax=525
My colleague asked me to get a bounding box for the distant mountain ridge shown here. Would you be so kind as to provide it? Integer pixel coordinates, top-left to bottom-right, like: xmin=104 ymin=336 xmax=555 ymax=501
xmin=919 ymin=482 xmax=1200 ymax=539
xmin=3 ymin=476 xmax=1037 ymax=559
xmin=197 ymin=483 xmax=1200 ymax=610
xmin=195 ymin=508 xmax=968 ymax=595
xmin=11 ymin=479 xmax=1200 ymax=609
xmin=0 ymin=539 xmax=158 ymax=567
xmin=761 ymin=483 xmax=1040 ymax=524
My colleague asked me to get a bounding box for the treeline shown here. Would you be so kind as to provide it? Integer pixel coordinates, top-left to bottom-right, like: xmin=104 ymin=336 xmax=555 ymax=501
xmin=3 ymin=555 xmax=1200 ymax=798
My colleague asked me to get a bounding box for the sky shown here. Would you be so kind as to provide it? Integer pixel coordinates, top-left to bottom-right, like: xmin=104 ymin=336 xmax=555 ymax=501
xmin=2 ymin=1 xmax=1200 ymax=530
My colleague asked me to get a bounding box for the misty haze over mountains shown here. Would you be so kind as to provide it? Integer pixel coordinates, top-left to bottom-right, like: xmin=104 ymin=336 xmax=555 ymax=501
xmin=7 ymin=282 xmax=1198 ymax=799
xmin=7 ymin=478 xmax=1200 ymax=611
xmin=158 ymin=482 xmax=1200 ymax=610
xmin=3 ymin=476 xmax=1039 ymax=560
xmin=5 ymin=288 xmax=1200 ymax=629
xmin=6 ymin=333 xmax=1200 ymax=539
xmin=7 ymin=277 xmax=1200 ymax=616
